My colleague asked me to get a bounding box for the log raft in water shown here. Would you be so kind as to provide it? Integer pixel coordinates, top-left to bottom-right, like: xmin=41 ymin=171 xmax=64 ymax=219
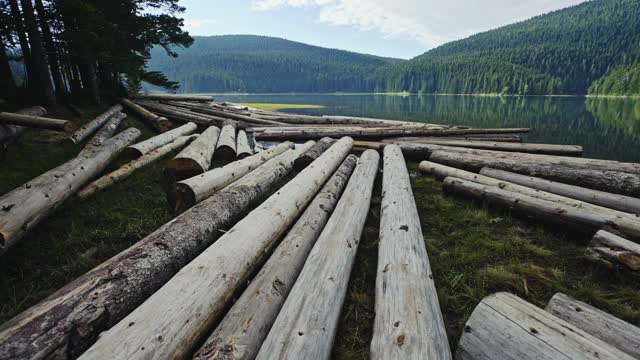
xmin=456 ymin=292 xmax=635 ymax=360
xmin=132 ymin=93 xmax=213 ymax=102
xmin=371 ymin=145 xmax=451 ymax=360
xmin=79 ymin=139 xmax=354 ymax=360
xmin=235 ymin=129 xmax=253 ymax=159
xmin=256 ymin=149 xmax=379 ymax=360
xmin=584 ymin=230 xmax=640 ymax=273
xmin=135 ymin=101 xmax=240 ymax=128
xmin=0 ymin=128 xmax=141 ymax=254
xmin=0 ymin=142 xmax=313 ymax=360
xmin=68 ymin=104 xmax=123 ymax=144
xmin=294 ymin=137 xmax=336 ymax=171
xmin=193 ymin=154 xmax=358 ymax=360
xmin=120 ymin=98 xmax=172 ymax=132
xmin=0 ymin=106 xmax=47 ymax=146
xmin=215 ymin=122 xmax=237 ymax=162
xmin=165 ymin=101 xmax=286 ymax=126
xmin=383 ymin=139 xmax=583 ymax=156
xmin=166 ymin=126 xmax=220 ymax=182
xmin=170 ymin=142 xmax=294 ymax=213
xmin=85 ymin=112 xmax=126 ymax=148
xmin=545 ymin=292 xmax=640 ymax=358
xmin=125 ymin=122 xmax=198 ymax=158
xmin=0 ymin=111 xmax=77 ymax=132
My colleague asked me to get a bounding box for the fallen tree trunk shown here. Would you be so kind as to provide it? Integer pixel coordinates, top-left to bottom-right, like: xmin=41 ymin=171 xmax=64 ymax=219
xmin=132 ymin=94 xmax=213 ymax=102
xmin=584 ymin=230 xmax=640 ymax=273
xmin=0 ymin=141 xmax=312 ymax=360
xmin=166 ymin=126 xmax=220 ymax=182
xmin=480 ymin=168 xmax=640 ymax=215
xmin=135 ymin=101 xmax=240 ymax=128
xmin=170 ymin=142 xmax=294 ymax=213
xmin=256 ymin=149 xmax=379 ymax=360
xmin=68 ymin=104 xmax=123 ymax=144
xmin=0 ymin=106 xmax=47 ymax=146
xmin=77 ymin=135 xmax=198 ymax=200
xmin=0 ymin=112 xmax=76 ymax=132
xmin=120 ymin=98 xmax=172 ymax=132
xmin=193 ymin=154 xmax=358 ymax=360
xmin=456 ymin=292 xmax=634 ymax=360
xmin=388 ymin=135 xmax=523 ymax=143
xmin=371 ymin=146 xmax=451 ymax=360
xmin=384 ymin=139 xmax=583 ymax=156
xmin=322 ymin=115 xmax=420 ymax=126
xmin=79 ymin=139 xmax=353 ymax=360
xmin=215 ymin=122 xmax=236 ymax=162
xmin=546 ymin=292 xmax=640 ymax=358
xmin=235 ymin=129 xmax=252 ymax=160
xmin=165 ymin=101 xmax=286 ymax=126
xmin=294 ymin=137 xmax=336 ymax=171
xmin=431 ymin=151 xmax=640 ymax=197
xmin=85 ymin=113 xmax=126 ymax=148
xmin=125 ymin=122 xmax=198 ymax=158
xmin=0 ymin=128 xmax=141 ymax=254
xmin=441 ymin=177 xmax=640 ymax=242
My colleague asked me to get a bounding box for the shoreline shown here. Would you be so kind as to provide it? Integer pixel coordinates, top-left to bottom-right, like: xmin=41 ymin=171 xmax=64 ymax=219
xmin=173 ymin=92 xmax=640 ymax=99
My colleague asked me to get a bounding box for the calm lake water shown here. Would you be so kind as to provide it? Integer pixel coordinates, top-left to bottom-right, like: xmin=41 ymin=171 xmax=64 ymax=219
xmin=213 ymin=94 xmax=640 ymax=162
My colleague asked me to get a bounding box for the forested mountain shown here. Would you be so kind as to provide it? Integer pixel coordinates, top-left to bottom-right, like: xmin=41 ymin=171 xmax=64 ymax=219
xmin=146 ymin=35 xmax=402 ymax=93
xmin=589 ymin=63 xmax=640 ymax=96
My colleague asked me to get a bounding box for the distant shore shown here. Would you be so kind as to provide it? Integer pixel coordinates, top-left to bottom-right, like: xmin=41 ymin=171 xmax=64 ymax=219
xmin=174 ymin=91 xmax=640 ymax=99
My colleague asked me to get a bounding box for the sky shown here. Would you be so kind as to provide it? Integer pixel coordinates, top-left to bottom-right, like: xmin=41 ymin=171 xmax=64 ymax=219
xmin=178 ymin=0 xmax=587 ymax=59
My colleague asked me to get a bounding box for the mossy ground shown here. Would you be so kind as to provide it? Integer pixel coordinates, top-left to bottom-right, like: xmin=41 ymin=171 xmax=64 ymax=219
xmin=0 ymin=104 xmax=639 ymax=358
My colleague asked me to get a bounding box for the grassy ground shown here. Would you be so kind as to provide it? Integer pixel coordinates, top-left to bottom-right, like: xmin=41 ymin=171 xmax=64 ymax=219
xmin=239 ymin=103 xmax=325 ymax=111
xmin=0 ymin=104 xmax=639 ymax=358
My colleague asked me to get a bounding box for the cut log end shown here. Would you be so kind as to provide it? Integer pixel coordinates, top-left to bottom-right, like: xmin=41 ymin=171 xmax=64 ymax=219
xmin=215 ymin=146 xmax=236 ymax=163
xmin=122 ymin=147 xmax=144 ymax=160
xmin=237 ymin=152 xmax=251 ymax=160
xmin=63 ymin=121 xmax=78 ymax=133
xmin=169 ymin=183 xmax=197 ymax=214
xmin=158 ymin=118 xmax=172 ymax=132
xmin=166 ymin=158 xmax=206 ymax=183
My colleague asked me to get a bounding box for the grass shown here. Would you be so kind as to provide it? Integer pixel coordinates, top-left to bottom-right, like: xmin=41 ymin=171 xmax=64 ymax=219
xmin=1 ymin=106 xmax=639 ymax=358
xmin=240 ymin=103 xmax=325 ymax=111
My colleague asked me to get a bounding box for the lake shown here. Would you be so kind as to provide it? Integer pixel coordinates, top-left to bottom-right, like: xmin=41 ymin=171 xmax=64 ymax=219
xmin=213 ymin=94 xmax=640 ymax=162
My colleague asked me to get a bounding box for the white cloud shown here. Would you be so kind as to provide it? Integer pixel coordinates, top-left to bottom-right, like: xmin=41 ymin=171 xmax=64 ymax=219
xmin=251 ymin=0 xmax=586 ymax=48
xmin=184 ymin=18 xmax=218 ymax=31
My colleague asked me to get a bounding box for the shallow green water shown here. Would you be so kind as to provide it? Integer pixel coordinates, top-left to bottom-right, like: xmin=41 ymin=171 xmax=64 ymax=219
xmin=214 ymin=94 xmax=640 ymax=162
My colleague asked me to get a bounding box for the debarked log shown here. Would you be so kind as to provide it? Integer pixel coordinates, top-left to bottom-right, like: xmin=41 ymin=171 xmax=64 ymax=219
xmin=85 ymin=112 xmax=126 ymax=148
xmin=132 ymin=94 xmax=213 ymax=102
xmin=0 ymin=111 xmax=76 ymax=132
xmin=120 ymin=98 xmax=172 ymax=132
xmin=135 ymin=101 xmax=239 ymax=128
xmin=294 ymin=137 xmax=336 ymax=171
xmin=0 ymin=106 xmax=47 ymax=146
xmin=387 ymin=139 xmax=583 ymax=156
xmin=215 ymin=122 xmax=237 ymax=162
xmin=235 ymin=129 xmax=253 ymax=160
xmin=68 ymin=104 xmax=123 ymax=144
xmin=166 ymin=126 xmax=220 ymax=182
xmin=584 ymin=230 xmax=640 ymax=273
xmin=125 ymin=122 xmax=198 ymax=158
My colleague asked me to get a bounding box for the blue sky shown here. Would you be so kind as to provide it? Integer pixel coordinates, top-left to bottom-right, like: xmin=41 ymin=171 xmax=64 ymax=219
xmin=178 ymin=0 xmax=586 ymax=59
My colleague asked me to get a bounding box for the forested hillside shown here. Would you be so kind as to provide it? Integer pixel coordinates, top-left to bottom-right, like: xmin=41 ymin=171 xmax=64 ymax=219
xmin=589 ymin=63 xmax=640 ymax=96
xmin=146 ymin=35 xmax=402 ymax=93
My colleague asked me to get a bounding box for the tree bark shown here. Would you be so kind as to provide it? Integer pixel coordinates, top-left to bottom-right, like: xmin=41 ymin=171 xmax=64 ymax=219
xmin=545 ymin=292 xmax=640 ymax=358
xmin=193 ymin=154 xmax=358 ymax=360
xmin=371 ymin=146 xmax=451 ymax=360
xmin=214 ymin=122 xmax=236 ymax=162
xmin=0 ymin=106 xmax=47 ymax=147
xmin=456 ymin=292 xmax=635 ymax=360
xmin=120 ymin=99 xmax=172 ymax=132
xmin=78 ymin=140 xmax=353 ymax=360
xmin=166 ymin=126 xmax=220 ymax=182
xmin=85 ymin=113 xmax=126 ymax=148
xmin=0 ymin=128 xmax=141 ymax=253
xmin=125 ymin=122 xmax=197 ymax=158
xmin=8 ymin=0 xmax=32 ymax=88
xmin=256 ymin=149 xmax=379 ymax=360
xmin=235 ymin=130 xmax=252 ymax=160
xmin=584 ymin=230 xmax=640 ymax=273
xmin=69 ymin=104 xmax=123 ymax=144
xmin=170 ymin=142 xmax=294 ymax=213
xmin=294 ymin=137 xmax=336 ymax=171
xmin=0 ymin=112 xmax=76 ymax=132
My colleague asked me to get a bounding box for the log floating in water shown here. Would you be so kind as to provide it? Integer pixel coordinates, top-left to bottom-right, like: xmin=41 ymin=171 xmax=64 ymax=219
xmin=85 ymin=112 xmax=126 ymax=148
xmin=0 ymin=142 xmax=310 ymax=360
xmin=456 ymin=292 xmax=635 ymax=360
xmin=480 ymin=168 xmax=640 ymax=215
xmin=294 ymin=137 xmax=336 ymax=171
xmin=545 ymin=292 xmax=640 ymax=358
xmin=166 ymin=126 xmax=220 ymax=182
xmin=387 ymin=135 xmax=523 ymax=143
xmin=257 ymin=149 xmax=379 ymax=360
xmin=125 ymin=121 xmax=198 ymax=158
xmin=215 ymin=122 xmax=237 ymax=162
xmin=79 ymin=139 xmax=354 ymax=360
xmin=136 ymin=101 xmax=240 ymax=128
xmin=0 ymin=128 xmax=141 ymax=253
xmin=235 ymin=129 xmax=252 ymax=160
xmin=132 ymin=93 xmax=213 ymax=102
xmin=584 ymin=230 xmax=640 ymax=273
xmin=120 ymin=98 xmax=172 ymax=132
xmin=383 ymin=139 xmax=583 ymax=156
xmin=170 ymin=142 xmax=294 ymax=213
xmin=0 ymin=111 xmax=76 ymax=132
xmin=165 ymin=101 xmax=286 ymax=126
xmin=371 ymin=146 xmax=451 ymax=360
xmin=193 ymin=154 xmax=358 ymax=360
xmin=0 ymin=106 xmax=47 ymax=146
xmin=68 ymin=104 xmax=123 ymax=144
xmin=77 ymin=135 xmax=198 ymax=200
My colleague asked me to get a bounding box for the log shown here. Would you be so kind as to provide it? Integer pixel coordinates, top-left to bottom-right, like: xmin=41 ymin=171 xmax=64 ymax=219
xmin=441 ymin=177 xmax=640 ymax=242
xmin=77 ymin=135 xmax=198 ymax=200
xmin=165 ymin=101 xmax=286 ymax=126
xmin=215 ymin=122 xmax=236 ymax=162
xmin=584 ymin=230 xmax=640 ymax=273
xmin=235 ymin=129 xmax=252 ymax=160
xmin=419 ymin=161 xmax=639 ymax=222
xmin=0 ymin=106 xmax=47 ymax=146
xmin=480 ymin=168 xmax=640 ymax=215
xmin=120 ymin=98 xmax=172 ymax=132
xmin=256 ymin=149 xmax=379 ymax=360
xmin=371 ymin=146 xmax=451 ymax=360
xmin=388 ymin=135 xmax=523 ymax=143
xmin=193 ymin=154 xmax=358 ymax=360
xmin=294 ymin=137 xmax=337 ymax=171
xmin=85 ymin=112 xmax=126 ymax=148
xmin=0 ymin=141 xmax=311 ymax=360
xmin=170 ymin=142 xmax=294 ymax=213
xmin=545 ymin=292 xmax=640 ymax=358
xmin=166 ymin=126 xmax=220 ymax=182
xmin=384 ymin=139 xmax=583 ymax=156
xmin=135 ymin=101 xmax=239 ymax=128
xmin=456 ymin=292 xmax=635 ymax=360
xmin=68 ymin=104 xmax=123 ymax=144
xmin=431 ymin=151 xmax=640 ymax=197
xmin=132 ymin=94 xmax=213 ymax=102
xmin=79 ymin=139 xmax=353 ymax=360
xmin=0 ymin=111 xmax=76 ymax=132
xmin=125 ymin=122 xmax=198 ymax=158
xmin=0 ymin=128 xmax=141 ymax=253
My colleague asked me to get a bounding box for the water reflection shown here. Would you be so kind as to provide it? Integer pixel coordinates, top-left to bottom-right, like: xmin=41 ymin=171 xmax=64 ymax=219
xmin=214 ymin=94 xmax=640 ymax=162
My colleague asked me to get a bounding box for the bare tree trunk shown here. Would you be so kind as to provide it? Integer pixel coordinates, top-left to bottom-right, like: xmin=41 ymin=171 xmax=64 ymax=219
xmin=0 ymin=38 xmax=18 ymax=99
xmin=34 ymin=0 xmax=66 ymax=97
xmin=8 ymin=0 xmax=33 ymax=88
xmin=0 ymin=106 xmax=47 ymax=147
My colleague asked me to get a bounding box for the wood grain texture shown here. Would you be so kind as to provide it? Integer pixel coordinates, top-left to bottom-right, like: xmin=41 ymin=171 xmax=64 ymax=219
xmin=120 ymin=98 xmax=171 ymax=132
xmin=456 ymin=292 xmax=635 ymax=360
xmin=0 ymin=112 xmax=76 ymax=132
xmin=85 ymin=112 xmax=126 ymax=148
xmin=69 ymin=104 xmax=123 ymax=144
xmin=256 ymin=149 xmax=379 ymax=360
xmin=545 ymin=292 xmax=640 ymax=358
xmin=166 ymin=126 xmax=220 ymax=181
xmin=236 ymin=129 xmax=253 ymax=159
xmin=371 ymin=146 xmax=451 ymax=360
xmin=125 ymin=122 xmax=197 ymax=158
xmin=215 ymin=123 xmax=237 ymax=162
xmin=193 ymin=154 xmax=358 ymax=360
xmin=584 ymin=230 xmax=640 ymax=272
